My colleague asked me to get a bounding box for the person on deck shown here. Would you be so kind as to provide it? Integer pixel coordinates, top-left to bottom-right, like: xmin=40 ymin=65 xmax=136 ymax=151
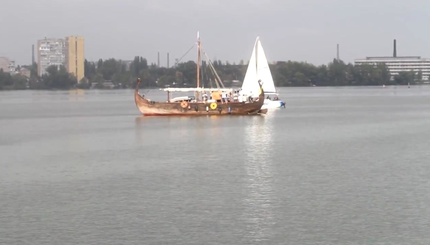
xmin=222 ymin=92 xmax=227 ymax=103
xmin=248 ymin=92 xmax=254 ymax=102
xmin=248 ymin=91 xmax=255 ymax=102
xmin=233 ymin=93 xmax=238 ymax=102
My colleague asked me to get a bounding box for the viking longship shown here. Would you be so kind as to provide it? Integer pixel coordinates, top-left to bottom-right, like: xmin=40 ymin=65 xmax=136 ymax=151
xmin=134 ymin=32 xmax=266 ymax=116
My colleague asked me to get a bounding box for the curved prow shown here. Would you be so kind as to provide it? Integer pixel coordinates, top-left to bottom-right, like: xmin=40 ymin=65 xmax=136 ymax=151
xmin=135 ymin=78 xmax=145 ymax=112
xmin=135 ymin=78 xmax=141 ymax=94
xmin=135 ymin=78 xmax=144 ymax=101
xmin=258 ymin=79 xmax=265 ymax=102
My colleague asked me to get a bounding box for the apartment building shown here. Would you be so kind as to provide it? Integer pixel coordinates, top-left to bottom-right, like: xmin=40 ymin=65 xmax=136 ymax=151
xmin=37 ymin=36 xmax=84 ymax=81
xmin=65 ymin=36 xmax=85 ymax=82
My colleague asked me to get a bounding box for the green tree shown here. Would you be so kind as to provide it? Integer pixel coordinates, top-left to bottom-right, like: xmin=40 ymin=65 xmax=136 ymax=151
xmin=394 ymin=71 xmax=415 ymax=85
xmin=0 ymin=69 xmax=14 ymax=89
xmin=90 ymin=73 xmax=104 ymax=88
xmin=84 ymin=59 xmax=97 ymax=79
xmin=12 ymin=74 xmax=28 ymax=89
xmin=98 ymin=58 xmax=122 ymax=80
xmin=130 ymin=56 xmax=148 ymax=77
xmin=77 ymin=78 xmax=90 ymax=89
xmin=97 ymin=59 xmax=103 ymax=71
xmin=328 ymin=59 xmax=348 ymax=86
xmin=157 ymin=75 xmax=175 ymax=88
xmin=43 ymin=65 xmax=77 ymax=89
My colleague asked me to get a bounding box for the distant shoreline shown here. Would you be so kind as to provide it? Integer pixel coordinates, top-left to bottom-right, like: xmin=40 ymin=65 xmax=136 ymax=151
xmin=1 ymin=84 xmax=428 ymax=92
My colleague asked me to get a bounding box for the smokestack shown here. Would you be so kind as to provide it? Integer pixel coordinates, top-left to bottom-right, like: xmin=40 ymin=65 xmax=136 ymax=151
xmin=32 ymin=44 xmax=35 ymax=64
xmin=336 ymin=44 xmax=340 ymax=60
xmin=167 ymin=53 xmax=169 ymax=68
xmin=157 ymin=52 xmax=160 ymax=67
xmin=393 ymin=39 xmax=397 ymax=57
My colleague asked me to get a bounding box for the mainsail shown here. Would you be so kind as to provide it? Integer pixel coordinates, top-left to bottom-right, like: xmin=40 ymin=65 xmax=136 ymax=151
xmin=256 ymin=39 xmax=276 ymax=94
xmin=241 ymin=37 xmax=276 ymax=96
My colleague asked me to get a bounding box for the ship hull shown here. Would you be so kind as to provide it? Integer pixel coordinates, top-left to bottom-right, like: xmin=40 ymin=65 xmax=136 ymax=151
xmin=135 ymin=92 xmax=265 ymax=116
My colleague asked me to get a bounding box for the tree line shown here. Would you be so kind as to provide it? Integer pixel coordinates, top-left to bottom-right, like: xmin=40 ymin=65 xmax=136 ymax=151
xmin=0 ymin=57 xmax=423 ymax=90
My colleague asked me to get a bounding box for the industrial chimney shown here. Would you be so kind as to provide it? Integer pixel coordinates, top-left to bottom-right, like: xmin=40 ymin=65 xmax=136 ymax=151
xmin=157 ymin=52 xmax=160 ymax=67
xmin=32 ymin=44 xmax=35 ymax=64
xmin=393 ymin=39 xmax=397 ymax=57
xmin=336 ymin=44 xmax=340 ymax=60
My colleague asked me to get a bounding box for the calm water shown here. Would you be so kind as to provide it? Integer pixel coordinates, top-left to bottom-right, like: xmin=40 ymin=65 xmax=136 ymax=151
xmin=1 ymin=86 xmax=430 ymax=244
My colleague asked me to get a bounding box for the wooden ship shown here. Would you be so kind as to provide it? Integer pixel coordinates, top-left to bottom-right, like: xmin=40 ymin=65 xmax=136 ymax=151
xmin=134 ymin=33 xmax=266 ymax=116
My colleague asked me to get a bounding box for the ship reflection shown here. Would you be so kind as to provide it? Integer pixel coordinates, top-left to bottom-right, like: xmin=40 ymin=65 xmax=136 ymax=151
xmin=134 ymin=116 xmax=218 ymax=144
xmin=241 ymin=115 xmax=276 ymax=242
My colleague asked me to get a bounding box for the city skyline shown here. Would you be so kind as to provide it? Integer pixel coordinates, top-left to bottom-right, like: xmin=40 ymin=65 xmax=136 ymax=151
xmin=1 ymin=0 xmax=430 ymax=66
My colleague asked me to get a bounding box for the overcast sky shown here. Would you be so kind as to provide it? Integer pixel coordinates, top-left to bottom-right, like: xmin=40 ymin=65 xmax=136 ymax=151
xmin=1 ymin=0 xmax=430 ymax=66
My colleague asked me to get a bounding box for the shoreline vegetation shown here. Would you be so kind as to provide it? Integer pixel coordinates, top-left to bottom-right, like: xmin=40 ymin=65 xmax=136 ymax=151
xmin=0 ymin=57 xmax=425 ymax=91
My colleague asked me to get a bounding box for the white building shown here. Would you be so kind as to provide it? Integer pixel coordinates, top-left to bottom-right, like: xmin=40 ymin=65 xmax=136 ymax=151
xmin=354 ymin=39 xmax=430 ymax=80
xmin=0 ymin=57 xmax=16 ymax=74
xmin=354 ymin=56 xmax=430 ymax=80
xmin=37 ymin=38 xmax=66 ymax=76
xmin=9 ymin=60 xmax=16 ymax=73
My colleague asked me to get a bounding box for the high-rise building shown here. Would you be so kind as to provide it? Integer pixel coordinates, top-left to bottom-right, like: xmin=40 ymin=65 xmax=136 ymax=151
xmin=65 ymin=36 xmax=85 ymax=82
xmin=37 ymin=38 xmax=66 ymax=77
xmin=37 ymin=36 xmax=85 ymax=81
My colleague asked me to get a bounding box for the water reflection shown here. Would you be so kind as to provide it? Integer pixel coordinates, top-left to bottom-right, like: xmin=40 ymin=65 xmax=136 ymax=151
xmin=134 ymin=116 xmax=159 ymax=144
xmin=68 ymin=89 xmax=86 ymax=101
xmin=242 ymin=115 xmax=276 ymax=242
xmin=134 ymin=116 xmax=217 ymax=144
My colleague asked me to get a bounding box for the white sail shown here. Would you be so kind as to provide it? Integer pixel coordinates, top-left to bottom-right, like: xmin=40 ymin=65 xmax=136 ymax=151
xmin=256 ymin=39 xmax=276 ymax=94
xmin=241 ymin=38 xmax=260 ymax=97
xmin=241 ymin=37 xmax=276 ymax=97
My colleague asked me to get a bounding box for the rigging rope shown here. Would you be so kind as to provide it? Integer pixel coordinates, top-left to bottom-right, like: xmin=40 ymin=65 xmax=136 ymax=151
xmin=172 ymin=43 xmax=197 ymax=67
xmin=203 ymin=51 xmax=225 ymax=88
xmin=169 ymin=43 xmax=226 ymax=91
xmin=202 ymin=60 xmax=212 ymax=89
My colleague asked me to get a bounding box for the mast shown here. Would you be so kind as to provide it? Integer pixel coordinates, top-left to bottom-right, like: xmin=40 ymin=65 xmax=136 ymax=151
xmin=196 ymin=32 xmax=201 ymax=101
xmin=256 ymin=37 xmax=259 ymax=84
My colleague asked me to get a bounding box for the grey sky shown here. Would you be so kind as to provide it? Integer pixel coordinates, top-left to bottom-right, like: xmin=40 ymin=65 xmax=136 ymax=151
xmin=1 ymin=0 xmax=430 ymax=66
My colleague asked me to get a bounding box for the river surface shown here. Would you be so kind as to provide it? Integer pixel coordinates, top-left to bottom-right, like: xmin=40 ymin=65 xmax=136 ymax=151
xmin=1 ymin=86 xmax=430 ymax=244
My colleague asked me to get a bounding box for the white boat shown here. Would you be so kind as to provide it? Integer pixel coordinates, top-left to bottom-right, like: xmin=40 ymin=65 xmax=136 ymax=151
xmin=241 ymin=37 xmax=285 ymax=110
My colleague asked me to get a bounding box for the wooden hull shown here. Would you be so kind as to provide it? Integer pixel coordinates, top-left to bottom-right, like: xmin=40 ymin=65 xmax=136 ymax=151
xmin=135 ymin=92 xmax=265 ymax=116
xmin=135 ymin=79 xmax=266 ymax=116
